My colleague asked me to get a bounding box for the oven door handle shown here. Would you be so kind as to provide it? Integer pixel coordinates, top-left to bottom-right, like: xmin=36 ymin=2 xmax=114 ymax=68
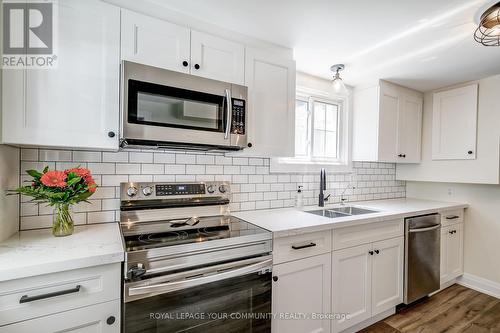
xmin=224 ymin=88 xmax=232 ymax=140
xmin=128 ymin=258 xmax=272 ymax=297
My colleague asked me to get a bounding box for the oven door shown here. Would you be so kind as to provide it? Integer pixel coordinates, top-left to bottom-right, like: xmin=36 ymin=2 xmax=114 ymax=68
xmin=123 ymin=256 xmax=272 ymax=333
xmin=122 ymin=61 xmax=245 ymax=149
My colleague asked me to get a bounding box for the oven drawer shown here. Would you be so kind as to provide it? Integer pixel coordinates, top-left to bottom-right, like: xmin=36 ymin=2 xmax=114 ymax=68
xmin=0 ymin=263 xmax=120 ymax=326
xmin=441 ymin=209 xmax=464 ymax=226
xmin=273 ymin=231 xmax=332 ymax=264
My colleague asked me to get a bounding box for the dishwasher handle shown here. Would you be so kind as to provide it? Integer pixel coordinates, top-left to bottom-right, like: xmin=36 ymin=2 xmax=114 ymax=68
xmin=408 ymin=224 xmax=441 ymax=233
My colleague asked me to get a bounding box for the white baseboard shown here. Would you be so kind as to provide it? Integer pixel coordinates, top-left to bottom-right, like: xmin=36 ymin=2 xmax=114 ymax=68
xmin=458 ymin=273 xmax=500 ymax=299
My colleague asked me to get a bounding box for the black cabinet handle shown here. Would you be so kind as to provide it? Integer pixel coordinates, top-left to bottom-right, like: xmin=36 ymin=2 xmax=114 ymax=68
xmin=445 ymin=215 xmax=460 ymax=220
xmin=19 ymin=285 xmax=81 ymax=304
xmin=107 ymin=316 xmax=116 ymax=325
xmin=182 ymin=61 xmax=189 ymax=67
xmin=194 ymin=64 xmax=200 ymax=70
xmin=468 ymin=150 xmax=473 ymax=155
xmin=272 ymin=276 xmax=278 ymax=282
xmin=449 ymin=230 xmax=457 ymax=234
xmin=369 ymin=251 xmax=374 ymax=255
xmin=107 ymin=131 xmax=115 ymax=138
xmin=291 ymin=242 xmax=316 ymax=250
xmin=374 ymin=250 xmax=380 ymax=254
xmin=247 ymin=142 xmax=253 ymax=148
xmin=398 ymin=154 xmax=403 ymax=157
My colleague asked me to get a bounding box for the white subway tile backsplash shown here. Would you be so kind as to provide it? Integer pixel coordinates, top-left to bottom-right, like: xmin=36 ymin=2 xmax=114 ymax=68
xmin=19 ymin=148 xmax=405 ymax=230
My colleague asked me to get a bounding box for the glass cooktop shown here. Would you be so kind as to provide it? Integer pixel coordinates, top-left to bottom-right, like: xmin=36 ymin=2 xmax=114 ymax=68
xmin=121 ymin=215 xmax=270 ymax=252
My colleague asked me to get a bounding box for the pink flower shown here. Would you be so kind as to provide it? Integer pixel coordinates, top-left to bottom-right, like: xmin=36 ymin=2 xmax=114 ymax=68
xmin=65 ymin=167 xmax=91 ymax=180
xmin=40 ymin=171 xmax=67 ymax=188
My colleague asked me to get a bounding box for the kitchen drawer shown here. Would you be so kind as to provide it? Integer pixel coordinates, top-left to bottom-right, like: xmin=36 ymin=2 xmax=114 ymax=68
xmin=333 ymin=219 xmax=404 ymax=251
xmin=0 ymin=299 xmax=120 ymax=333
xmin=0 ymin=263 xmax=120 ymax=326
xmin=273 ymin=231 xmax=332 ymax=264
xmin=441 ymin=209 xmax=464 ymax=226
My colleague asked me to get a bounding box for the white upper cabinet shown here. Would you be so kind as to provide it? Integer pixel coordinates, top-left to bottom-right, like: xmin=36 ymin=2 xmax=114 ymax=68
xmin=2 ymin=0 xmax=120 ymax=150
xmin=353 ymin=80 xmax=423 ymax=163
xmin=272 ymin=253 xmax=331 ymax=333
xmin=190 ymin=31 xmax=245 ymax=85
xmin=121 ymin=9 xmax=190 ymax=73
xmin=120 ymin=12 xmax=244 ymax=84
xmin=432 ymin=84 xmax=478 ymax=160
xmin=243 ymin=48 xmax=296 ymax=157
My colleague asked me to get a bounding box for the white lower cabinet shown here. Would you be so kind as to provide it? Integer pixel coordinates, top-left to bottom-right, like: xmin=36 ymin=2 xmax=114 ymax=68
xmin=332 ymin=244 xmax=372 ymax=332
xmin=440 ymin=223 xmax=464 ymax=285
xmin=272 ymin=253 xmax=331 ymax=333
xmin=1 ymin=300 xmax=120 ymax=333
xmin=332 ymin=237 xmax=404 ymax=333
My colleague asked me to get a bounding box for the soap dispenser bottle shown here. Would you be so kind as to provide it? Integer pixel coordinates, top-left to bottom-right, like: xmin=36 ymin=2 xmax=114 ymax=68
xmin=296 ymin=185 xmax=304 ymax=209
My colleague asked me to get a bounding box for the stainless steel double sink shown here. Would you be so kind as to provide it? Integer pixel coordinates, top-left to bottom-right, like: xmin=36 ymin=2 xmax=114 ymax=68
xmin=307 ymin=206 xmax=378 ymax=218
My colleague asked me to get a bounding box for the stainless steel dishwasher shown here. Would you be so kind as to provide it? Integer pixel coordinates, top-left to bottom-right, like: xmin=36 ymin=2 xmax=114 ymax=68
xmin=404 ymin=213 xmax=441 ymax=304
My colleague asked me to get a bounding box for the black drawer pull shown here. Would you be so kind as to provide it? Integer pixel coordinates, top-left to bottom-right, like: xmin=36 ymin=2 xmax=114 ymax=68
xmin=291 ymin=242 xmax=317 ymax=250
xmin=19 ymin=285 xmax=81 ymax=304
xmin=445 ymin=215 xmax=460 ymax=220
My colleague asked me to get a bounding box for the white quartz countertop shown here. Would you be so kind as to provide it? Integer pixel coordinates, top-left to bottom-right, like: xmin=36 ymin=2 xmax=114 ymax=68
xmin=0 ymin=223 xmax=124 ymax=282
xmin=233 ymin=198 xmax=468 ymax=237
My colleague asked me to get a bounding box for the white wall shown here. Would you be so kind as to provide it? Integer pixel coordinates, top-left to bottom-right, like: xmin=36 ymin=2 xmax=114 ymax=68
xmin=396 ymin=74 xmax=500 ymax=184
xmin=0 ymin=145 xmax=19 ymax=241
xmin=407 ymin=181 xmax=500 ymax=285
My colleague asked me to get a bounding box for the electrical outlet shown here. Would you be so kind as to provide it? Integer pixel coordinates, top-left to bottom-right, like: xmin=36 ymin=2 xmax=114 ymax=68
xmin=447 ymin=188 xmax=454 ymax=197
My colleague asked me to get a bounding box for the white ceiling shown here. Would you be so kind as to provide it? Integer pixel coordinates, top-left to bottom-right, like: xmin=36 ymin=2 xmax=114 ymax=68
xmin=139 ymin=0 xmax=500 ymax=91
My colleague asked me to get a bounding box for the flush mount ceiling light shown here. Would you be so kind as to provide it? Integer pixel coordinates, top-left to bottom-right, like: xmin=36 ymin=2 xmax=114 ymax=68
xmin=474 ymin=1 xmax=500 ymax=46
xmin=331 ymin=64 xmax=348 ymax=95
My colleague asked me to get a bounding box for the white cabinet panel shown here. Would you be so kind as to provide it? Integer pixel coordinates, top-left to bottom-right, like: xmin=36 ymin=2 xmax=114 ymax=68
xmin=440 ymin=224 xmax=464 ymax=285
xmin=2 ymin=0 xmax=120 ymax=150
xmin=353 ymin=80 xmax=423 ymax=163
xmin=244 ymin=48 xmax=295 ymax=157
xmin=273 ymin=230 xmax=332 ymax=264
xmin=371 ymin=237 xmax=403 ymax=316
xmin=378 ymin=84 xmax=400 ymax=162
xmin=121 ymin=9 xmax=190 ymax=73
xmin=2 ymin=300 xmax=120 ymax=333
xmin=190 ymin=31 xmax=244 ymax=85
xmin=332 ymin=244 xmax=372 ymax=333
xmin=398 ymin=94 xmax=423 ymax=163
xmin=272 ymin=253 xmax=331 ymax=333
xmin=432 ymin=84 xmax=478 ymax=160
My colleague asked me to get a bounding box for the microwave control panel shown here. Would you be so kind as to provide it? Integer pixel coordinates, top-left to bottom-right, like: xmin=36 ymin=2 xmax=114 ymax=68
xmin=231 ymin=99 xmax=246 ymax=135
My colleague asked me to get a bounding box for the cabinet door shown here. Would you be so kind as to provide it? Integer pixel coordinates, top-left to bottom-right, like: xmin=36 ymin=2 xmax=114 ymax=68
xmin=244 ymin=48 xmax=296 ymax=157
xmin=397 ymin=94 xmax=423 ymax=163
xmin=332 ymin=244 xmax=372 ymax=333
xmin=190 ymin=31 xmax=244 ymax=85
xmin=371 ymin=237 xmax=404 ymax=316
xmin=432 ymin=84 xmax=478 ymax=160
xmin=447 ymin=224 xmax=464 ymax=280
xmin=3 ymin=0 xmax=120 ymax=150
xmin=272 ymin=253 xmax=331 ymax=333
xmin=378 ymin=82 xmax=400 ymax=162
xmin=3 ymin=300 xmax=120 ymax=333
xmin=121 ymin=9 xmax=190 ymax=73
xmin=440 ymin=226 xmax=450 ymax=285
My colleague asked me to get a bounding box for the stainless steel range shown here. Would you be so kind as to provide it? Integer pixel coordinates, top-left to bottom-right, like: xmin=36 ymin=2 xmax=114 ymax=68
xmin=120 ymin=181 xmax=272 ymax=333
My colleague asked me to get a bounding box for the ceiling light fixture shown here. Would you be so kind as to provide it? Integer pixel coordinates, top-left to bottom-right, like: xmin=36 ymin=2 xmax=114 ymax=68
xmin=474 ymin=1 xmax=500 ymax=46
xmin=331 ymin=64 xmax=348 ymax=95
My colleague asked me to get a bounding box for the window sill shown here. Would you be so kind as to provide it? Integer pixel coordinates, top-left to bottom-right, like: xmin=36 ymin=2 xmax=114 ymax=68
xmin=270 ymin=158 xmax=353 ymax=174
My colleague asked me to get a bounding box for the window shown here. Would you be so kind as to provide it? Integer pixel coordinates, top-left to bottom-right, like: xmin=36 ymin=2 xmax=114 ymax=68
xmin=294 ymin=96 xmax=343 ymax=163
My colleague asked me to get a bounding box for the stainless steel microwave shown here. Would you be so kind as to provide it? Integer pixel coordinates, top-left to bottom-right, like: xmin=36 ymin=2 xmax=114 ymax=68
xmin=120 ymin=61 xmax=248 ymax=151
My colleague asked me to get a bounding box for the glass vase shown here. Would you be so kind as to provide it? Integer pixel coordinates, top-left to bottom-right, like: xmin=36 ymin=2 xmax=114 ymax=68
xmin=52 ymin=203 xmax=74 ymax=237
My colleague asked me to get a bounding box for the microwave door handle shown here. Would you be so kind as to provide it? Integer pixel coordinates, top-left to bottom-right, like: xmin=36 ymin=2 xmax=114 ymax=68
xmin=224 ymin=88 xmax=232 ymax=140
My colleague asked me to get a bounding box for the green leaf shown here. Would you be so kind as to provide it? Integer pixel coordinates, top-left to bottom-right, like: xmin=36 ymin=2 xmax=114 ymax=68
xmin=26 ymin=169 xmax=42 ymax=178
xmin=66 ymin=176 xmax=81 ymax=186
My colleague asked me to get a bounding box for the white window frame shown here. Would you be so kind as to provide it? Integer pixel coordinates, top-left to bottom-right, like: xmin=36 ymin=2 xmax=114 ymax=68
xmin=271 ymin=90 xmax=352 ymax=173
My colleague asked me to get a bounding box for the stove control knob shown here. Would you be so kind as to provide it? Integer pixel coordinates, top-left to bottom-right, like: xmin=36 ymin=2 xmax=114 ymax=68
xmin=128 ymin=263 xmax=146 ymax=279
xmin=219 ymin=184 xmax=228 ymax=193
xmin=142 ymin=186 xmax=153 ymax=196
xmin=126 ymin=186 xmax=138 ymax=197
xmin=207 ymin=185 xmax=216 ymax=193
